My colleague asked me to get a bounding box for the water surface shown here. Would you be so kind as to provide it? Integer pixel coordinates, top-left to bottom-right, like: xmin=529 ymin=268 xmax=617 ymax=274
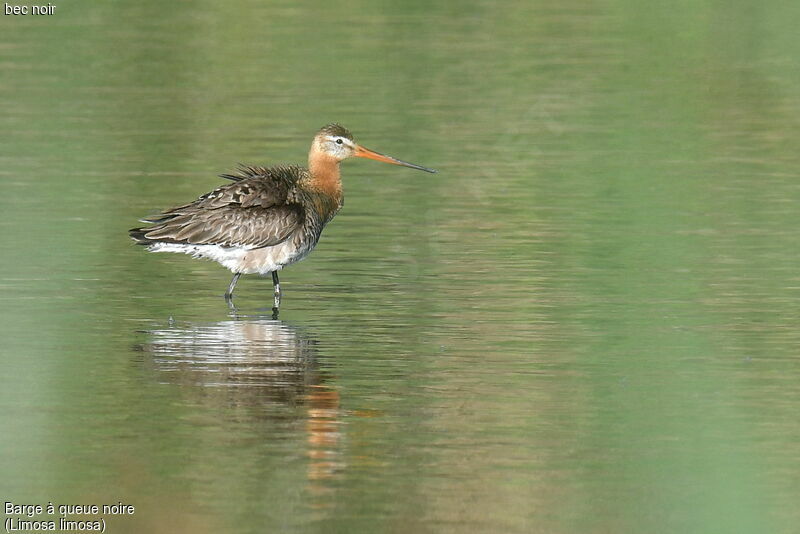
xmin=2 ymin=1 xmax=800 ymax=533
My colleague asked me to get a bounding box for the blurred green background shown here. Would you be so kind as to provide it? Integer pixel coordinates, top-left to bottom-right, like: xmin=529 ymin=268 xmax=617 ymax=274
xmin=2 ymin=1 xmax=800 ymax=532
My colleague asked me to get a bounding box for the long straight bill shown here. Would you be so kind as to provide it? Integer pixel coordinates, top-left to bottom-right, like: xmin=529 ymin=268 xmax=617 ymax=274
xmin=355 ymin=145 xmax=437 ymax=173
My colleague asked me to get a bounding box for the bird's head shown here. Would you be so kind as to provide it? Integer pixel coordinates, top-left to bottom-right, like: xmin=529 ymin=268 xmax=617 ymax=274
xmin=312 ymin=123 xmax=436 ymax=173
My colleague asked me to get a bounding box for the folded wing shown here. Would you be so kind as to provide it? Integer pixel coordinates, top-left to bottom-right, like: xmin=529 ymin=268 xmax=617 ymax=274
xmin=130 ymin=165 xmax=304 ymax=249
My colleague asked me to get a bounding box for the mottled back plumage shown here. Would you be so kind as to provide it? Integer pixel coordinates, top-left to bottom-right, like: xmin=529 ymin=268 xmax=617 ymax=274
xmin=130 ymin=164 xmax=312 ymax=249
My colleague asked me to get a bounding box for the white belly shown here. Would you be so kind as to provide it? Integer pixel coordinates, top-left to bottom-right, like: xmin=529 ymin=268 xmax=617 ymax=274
xmin=148 ymin=239 xmax=314 ymax=275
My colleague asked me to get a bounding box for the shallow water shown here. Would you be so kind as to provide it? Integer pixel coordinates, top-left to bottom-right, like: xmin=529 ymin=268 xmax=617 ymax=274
xmin=2 ymin=1 xmax=800 ymax=532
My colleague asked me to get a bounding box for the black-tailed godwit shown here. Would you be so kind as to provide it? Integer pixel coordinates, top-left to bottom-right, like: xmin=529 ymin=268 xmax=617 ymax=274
xmin=130 ymin=123 xmax=436 ymax=312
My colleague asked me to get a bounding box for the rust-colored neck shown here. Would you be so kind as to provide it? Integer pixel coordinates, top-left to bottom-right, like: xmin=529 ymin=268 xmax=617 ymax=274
xmin=307 ymin=148 xmax=342 ymax=201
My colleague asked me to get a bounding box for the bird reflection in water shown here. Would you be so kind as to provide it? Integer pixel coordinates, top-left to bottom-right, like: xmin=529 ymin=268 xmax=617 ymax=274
xmin=139 ymin=316 xmax=343 ymax=485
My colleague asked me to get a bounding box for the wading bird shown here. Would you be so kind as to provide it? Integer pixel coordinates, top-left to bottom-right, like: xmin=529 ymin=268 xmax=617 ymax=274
xmin=130 ymin=124 xmax=436 ymax=313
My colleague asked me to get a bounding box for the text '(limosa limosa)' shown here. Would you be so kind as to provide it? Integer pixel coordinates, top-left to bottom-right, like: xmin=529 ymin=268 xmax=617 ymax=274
xmin=129 ymin=124 xmax=436 ymax=313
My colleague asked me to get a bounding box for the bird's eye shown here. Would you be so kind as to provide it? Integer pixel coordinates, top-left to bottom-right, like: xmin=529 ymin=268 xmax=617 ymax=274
xmin=335 ymin=138 xmax=343 ymax=145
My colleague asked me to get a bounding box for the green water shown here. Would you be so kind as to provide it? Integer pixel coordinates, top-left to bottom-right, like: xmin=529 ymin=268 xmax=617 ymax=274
xmin=2 ymin=1 xmax=800 ymax=532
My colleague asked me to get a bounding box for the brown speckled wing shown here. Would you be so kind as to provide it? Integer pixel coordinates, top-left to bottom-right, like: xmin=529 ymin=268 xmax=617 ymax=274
xmin=132 ymin=165 xmax=305 ymax=248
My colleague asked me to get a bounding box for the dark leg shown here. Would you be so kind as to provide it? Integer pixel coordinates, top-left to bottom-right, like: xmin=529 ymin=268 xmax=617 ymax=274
xmin=225 ymin=272 xmax=242 ymax=300
xmin=271 ymin=271 xmax=281 ymax=312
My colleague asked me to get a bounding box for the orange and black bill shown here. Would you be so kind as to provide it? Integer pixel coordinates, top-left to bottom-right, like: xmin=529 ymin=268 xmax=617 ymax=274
xmin=355 ymin=145 xmax=437 ymax=173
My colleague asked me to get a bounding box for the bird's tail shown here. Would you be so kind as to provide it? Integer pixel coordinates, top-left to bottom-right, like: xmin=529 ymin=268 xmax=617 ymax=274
xmin=129 ymin=227 xmax=155 ymax=245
